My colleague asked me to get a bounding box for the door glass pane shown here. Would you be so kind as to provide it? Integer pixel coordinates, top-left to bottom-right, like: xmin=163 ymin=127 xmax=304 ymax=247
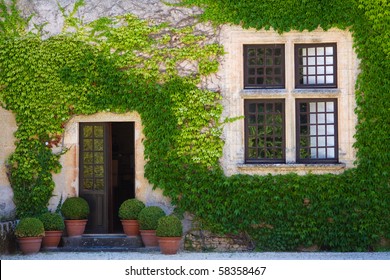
xmin=95 ymin=165 xmax=104 ymax=177
xmin=95 ymin=178 xmax=104 ymax=190
xmin=83 ymin=139 xmax=93 ymax=151
xmin=83 ymin=152 xmax=93 ymax=164
xmin=84 ymin=165 xmax=93 ymax=177
xmin=94 ymin=152 xmax=104 ymax=164
xmin=95 ymin=139 xmax=104 ymax=151
xmin=83 ymin=126 xmax=93 ymax=138
xmin=94 ymin=126 xmax=104 ymax=138
xmin=83 ymin=179 xmax=93 ymax=190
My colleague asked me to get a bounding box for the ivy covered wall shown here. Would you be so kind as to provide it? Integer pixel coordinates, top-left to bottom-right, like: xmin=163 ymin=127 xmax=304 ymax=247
xmin=0 ymin=0 xmax=389 ymax=251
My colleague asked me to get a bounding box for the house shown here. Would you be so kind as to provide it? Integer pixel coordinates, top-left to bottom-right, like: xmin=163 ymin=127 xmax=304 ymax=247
xmin=2 ymin=0 xmax=379 ymax=252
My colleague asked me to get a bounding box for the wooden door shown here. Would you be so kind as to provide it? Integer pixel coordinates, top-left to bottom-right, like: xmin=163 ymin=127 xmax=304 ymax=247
xmin=79 ymin=123 xmax=110 ymax=233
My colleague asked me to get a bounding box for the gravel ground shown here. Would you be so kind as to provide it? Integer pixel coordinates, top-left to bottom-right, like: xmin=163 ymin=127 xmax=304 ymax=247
xmin=2 ymin=250 xmax=390 ymax=260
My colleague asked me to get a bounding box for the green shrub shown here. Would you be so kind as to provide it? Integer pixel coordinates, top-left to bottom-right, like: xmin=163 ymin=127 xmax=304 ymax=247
xmin=61 ymin=197 xmax=90 ymax=220
xmin=118 ymin=199 xmax=145 ymax=220
xmin=156 ymin=215 xmax=183 ymax=237
xmin=138 ymin=206 xmax=166 ymax=230
xmin=38 ymin=212 xmax=65 ymax=231
xmin=15 ymin=217 xmax=45 ymax=238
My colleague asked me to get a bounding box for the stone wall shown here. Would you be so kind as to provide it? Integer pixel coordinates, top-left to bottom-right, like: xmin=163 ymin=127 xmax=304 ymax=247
xmin=185 ymin=230 xmax=254 ymax=252
xmin=0 ymin=107 xmax=17 ymax=222
xmin=0 ymin=220 xmax=17 ymax=255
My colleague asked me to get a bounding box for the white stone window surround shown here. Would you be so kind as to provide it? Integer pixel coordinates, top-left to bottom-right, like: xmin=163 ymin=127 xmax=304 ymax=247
xmin=220 ymin=27 xmax=358 ymax=176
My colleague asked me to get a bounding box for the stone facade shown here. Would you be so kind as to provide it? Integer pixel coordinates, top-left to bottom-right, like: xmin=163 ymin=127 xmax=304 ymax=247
xmin=0 ymin=107 xmax=17 ymax=221
xmin=0 ymin=221 xmax=17 ymax=254
xmin=0 ymin=0 xmax=359 ymax=250
xmin=185 ymin=230 xmax=254 ymax=252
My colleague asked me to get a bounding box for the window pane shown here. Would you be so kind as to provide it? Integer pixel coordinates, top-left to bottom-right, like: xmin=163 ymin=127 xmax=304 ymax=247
xmin=326 ymin=47 xmax=334 ymax=55
xmin=327 ymin=125 xmax=334 ymax=134
xmin=326 ymin=113 xmax=334 ymax=123
xmin=83 ymin=179 xmax=93 ymax=190
xmin=296 ymin=43 xmax=337 ymax=88
xmin=327 ymin=136 xmax=335 ymax=146
xmin=95 ymin=178 xmax=104 ymax=190
xmin=318 ymin=148 xmax=326 ymax=158
xmin=244 ymin=45 xmax=285 ymax=88
xmin=317 ymin=75 xmax=325 ymax=84
xmin=83 ymin=152 xmax=93 ymax=164
xmin=297 ymin=99 xmax=338 ymax=162
xmin=318 ymin=113 xmax=325 ymax=124
xmin=326 ymin=75 xmax=334 ymax=84
xmin=317 ymin=57 xmax=324 ymax=65
xmin=318 ymin=102 xmax=325 ymax=112
xmin=94 ymin=126 xmax=104 ymax=138
xmin=249 ymin=103 xmax=256 ymax=113
xmin=310 ymin=103 xmax=316 ymax=112
xmin=83 ymin=139 xmax=93 ymax=151
xmin=326 ymin=102 xmax=334 ymax=112
xmin=83 ymin=126 xmax=93 ymax=138
xmin=318 ymin=136 xmax=326 ymax=146
xmin=327 ymin=148 xmax=335 ymax=158
xmin=308 ymin=48 xmax=316 ymax=56
xmin=245 ymin=100 xmax=285 ymax=162
xmin=318 ymin=125 xmax=326 ymax=135
xmin=95 ymin=165 xmax=104 ymax=177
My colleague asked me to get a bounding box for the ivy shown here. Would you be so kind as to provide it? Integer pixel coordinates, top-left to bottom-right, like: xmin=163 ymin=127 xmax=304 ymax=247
xmin=0 ymin=0 xmax=389 ymax=251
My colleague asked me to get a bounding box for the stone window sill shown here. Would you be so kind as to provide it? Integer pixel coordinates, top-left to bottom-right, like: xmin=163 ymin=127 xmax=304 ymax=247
xmin=237 ymin=163 xmax=347 ymax=175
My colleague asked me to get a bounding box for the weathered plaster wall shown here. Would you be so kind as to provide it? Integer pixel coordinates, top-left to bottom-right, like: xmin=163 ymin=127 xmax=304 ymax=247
xmin=1 ymin=1 xmax=359 ymax=228
xmin=0 ymin=107 xmax=17 ymax=221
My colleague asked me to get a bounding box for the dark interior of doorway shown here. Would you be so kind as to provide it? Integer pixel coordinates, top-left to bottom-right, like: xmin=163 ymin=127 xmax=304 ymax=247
xmin=111 ymin=122 xmax=135 ymax=233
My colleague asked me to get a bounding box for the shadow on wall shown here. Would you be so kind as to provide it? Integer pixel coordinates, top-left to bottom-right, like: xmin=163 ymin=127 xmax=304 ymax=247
xmin=0 ymin=220 xmax=18 ymax=255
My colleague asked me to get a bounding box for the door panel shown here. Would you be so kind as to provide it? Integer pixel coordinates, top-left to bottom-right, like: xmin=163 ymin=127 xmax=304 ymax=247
xmin=79 ymin=122 xmax=135 ymax=234
xmin=79 ymin=123 xmax=110 ymax=233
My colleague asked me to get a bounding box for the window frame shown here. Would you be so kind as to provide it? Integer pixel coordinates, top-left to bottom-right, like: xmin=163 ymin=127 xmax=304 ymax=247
xmin=295 ymin=98 xmax=339 ymax=164
xmin=244 ymin=99 xmax=286 ymax=163
xmin=243 ymin=44 xmax=286 ymax=89
xmin=294 ymin=43 xmax=338 ymax=89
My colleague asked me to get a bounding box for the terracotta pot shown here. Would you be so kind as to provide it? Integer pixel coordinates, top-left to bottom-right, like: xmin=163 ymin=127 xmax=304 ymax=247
xmin=64 ymin=220 xmax=87 ymax=237
xmin=158 ymin=237 xmax=181 ymax=255
xmin=140 ymin=230 xmax=158 ymax=247
xmin=121 ymin=220 xmax=140 ymax=237
xmin=42 ymin=231 xmax=63 ymax=248
xmin=17 ymin=237 xmax=43 ymax=254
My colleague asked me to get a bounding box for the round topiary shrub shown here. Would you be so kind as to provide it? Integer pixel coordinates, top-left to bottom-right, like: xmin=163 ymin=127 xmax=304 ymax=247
xmin=119 ymin=199 xmax=145 ymax=220
xmin=39 ymin=212 xmax=65 ymax=231
xmin=61 ymin=197 xmax=90 ymax=220
xmin=15 ymin=217 xmax=45 ymax=238
xmin=156 ymin=215 xmax=183 ymax=237
xmin=138 ymin=206 xmax=166 ymax=230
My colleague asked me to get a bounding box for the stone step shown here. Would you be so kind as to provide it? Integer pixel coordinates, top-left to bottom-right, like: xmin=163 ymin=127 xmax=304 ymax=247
xmin=49 ymin=234 xmax=158 ymax=252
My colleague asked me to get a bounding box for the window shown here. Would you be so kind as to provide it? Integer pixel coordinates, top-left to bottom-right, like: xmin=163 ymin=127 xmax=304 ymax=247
xmin=243 ymin=42 xmax=340 ymax=164
xmin=296 ymin=99 xmax=338 ymax=163
xmin=295 ymin=43 xmax=337 ymax=88
xmin=244 ymin=99 xmax=285 ymax=163
xmin=244 ymin=44 xmax=285 ymax=89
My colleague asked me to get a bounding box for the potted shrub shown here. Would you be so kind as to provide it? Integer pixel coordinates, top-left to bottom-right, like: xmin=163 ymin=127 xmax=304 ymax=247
xmin=61 ymin=197 xmax=90 ymax=237
xmin=15 ymin=217 xmax=45 ymax=254
xmin=138 ymin=206 xmax=166 ymax=247
xmin=156 ymin=215 xmax=183 ymax=255
xmin=39 ymin=212 xmax=65 ymax=249
xmin=118 ymin=198 xmax=145 ymax=237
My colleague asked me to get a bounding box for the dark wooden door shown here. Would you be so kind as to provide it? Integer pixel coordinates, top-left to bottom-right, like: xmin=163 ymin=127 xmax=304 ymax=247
xmin=79 ymin=123 xmax=110 ymax=233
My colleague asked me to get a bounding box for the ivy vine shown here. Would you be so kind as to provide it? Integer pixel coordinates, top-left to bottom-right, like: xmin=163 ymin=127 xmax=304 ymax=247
xmin=0 ymin=0 xmax=389 ymax=251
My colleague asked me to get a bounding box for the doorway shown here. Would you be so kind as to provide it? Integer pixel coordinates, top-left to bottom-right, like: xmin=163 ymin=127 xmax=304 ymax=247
xmin=79 ymin=122 xmax=135 ymax=233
